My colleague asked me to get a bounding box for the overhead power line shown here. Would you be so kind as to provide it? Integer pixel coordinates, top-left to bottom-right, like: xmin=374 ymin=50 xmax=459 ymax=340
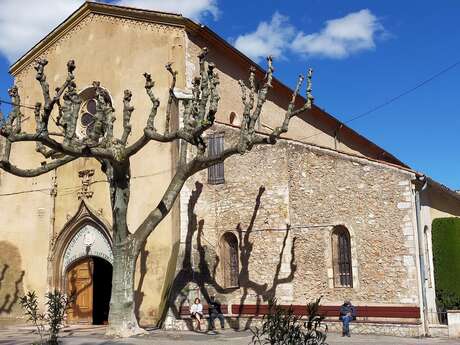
xmin=298 ymin=58 xmax=460 ymax=142
xmin=0 ymin=99 xmax=36 ymax=110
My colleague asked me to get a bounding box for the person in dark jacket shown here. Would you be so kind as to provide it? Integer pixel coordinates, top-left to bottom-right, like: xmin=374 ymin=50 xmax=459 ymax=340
xmin=208 ymin=295 xmax=225 ymax=330
xmin=339 ymin=300 xmax=356 ymax=337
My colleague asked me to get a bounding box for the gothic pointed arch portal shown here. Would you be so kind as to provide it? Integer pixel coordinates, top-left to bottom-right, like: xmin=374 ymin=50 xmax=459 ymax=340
xmin=49 ymin=201 xmax=113 ymax=324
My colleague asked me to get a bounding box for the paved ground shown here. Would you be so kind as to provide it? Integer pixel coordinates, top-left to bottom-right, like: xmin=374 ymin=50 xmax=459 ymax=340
xmin=0 ymin=326 xmax=459 ymax=345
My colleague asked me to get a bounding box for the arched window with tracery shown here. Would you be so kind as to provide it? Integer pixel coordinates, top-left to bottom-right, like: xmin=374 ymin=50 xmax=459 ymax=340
xmin=220 ymin=232 xmax=239 ymax=288
xmin=76 ymin=85 xmax=112 ymax=140
xmin=332 ymin=226 xmax=353 ymax=287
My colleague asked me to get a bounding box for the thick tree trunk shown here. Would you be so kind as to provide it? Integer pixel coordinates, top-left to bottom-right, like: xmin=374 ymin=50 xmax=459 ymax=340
xmin=104 ymin=161 xmax=146 ymax=337
xmin=106 ymin=240 xmax=145 ymax=337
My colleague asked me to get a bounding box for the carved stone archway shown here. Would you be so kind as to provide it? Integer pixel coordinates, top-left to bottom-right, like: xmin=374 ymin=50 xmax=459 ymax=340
xmin=48 ymin=201 xmax=113 ymax=291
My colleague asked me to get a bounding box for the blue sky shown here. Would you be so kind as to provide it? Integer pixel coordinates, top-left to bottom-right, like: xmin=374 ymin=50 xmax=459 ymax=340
xmin=1 ymin=1 xmax=460 ymax=188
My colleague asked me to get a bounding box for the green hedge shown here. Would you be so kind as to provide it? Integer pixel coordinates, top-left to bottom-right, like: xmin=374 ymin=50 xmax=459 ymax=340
xmin=432 ymin=218 xmax=460 ymax=309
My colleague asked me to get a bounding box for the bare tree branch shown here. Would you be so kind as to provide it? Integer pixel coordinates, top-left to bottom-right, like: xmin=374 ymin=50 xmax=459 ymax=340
xmin=0 ymin=155 xmax=76 ymax=178
xmin=2 ymin=131 xmax=115 ymax=160
xmin=34 ymin=59 xmax=76 ymax=133
xmin=197 ymin=48 xmax=209 ymax=123
xmin=0 ymin=86 xmax=22 ymax=164
xmin=87 ymin=81 xmax=114 ymax=144
xmin=0 ymin=62 xmax=116 ymax=161
xmin=57 ymin=80 xmax=80 ymax=145
xmin=34 ymin=59 xmax=51 ymax=112
xmin=5 ymin=86 xmax=22 ymax=134
xmin=35 ymin=143 xmax=64 ymax=159
xmin=267 ymin=67 xmax=314 ymax=143
xmin=32 ymin=103 xmax=62 ymax=159
xmin=179 ymin=140 xmax=188 ymax=167
xmin=165 ymin=62 xmax=177 ymax=135
xmin=144 ymin=72 xmax=160 ymax=131
xmin=133 ymin=163 xmax=192 ymax=246
xmin=125 ymin=52 xmax=220 ymax=157
xmin=121 ymin=90 xmax=134 ymax=145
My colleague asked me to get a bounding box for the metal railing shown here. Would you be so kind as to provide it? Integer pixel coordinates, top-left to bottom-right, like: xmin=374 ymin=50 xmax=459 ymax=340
xmin=427 ymin=310 xmax=448 ymax=325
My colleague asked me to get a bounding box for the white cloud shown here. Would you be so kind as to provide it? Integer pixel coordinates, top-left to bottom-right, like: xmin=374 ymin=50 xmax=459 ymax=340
xmin=234 ymin=9 xmax=384 ymax=62
xmin=0 ymin=0 xmax=219 ymax=63
xmin=0 ymin=0 xmax=83 ymax=63
xmin=291 ymin=9 xmax=384 ymax=59
xmin=233 ymin=12 xmax=295 ymax=62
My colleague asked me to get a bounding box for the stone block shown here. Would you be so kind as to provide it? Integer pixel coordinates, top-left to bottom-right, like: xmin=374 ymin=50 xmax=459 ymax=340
xmin=448 ymin=310 xmax=460 ymax=338
xmin=403 ymin=255 xmax=414 ymax=267
xmin=398 ymin=202 xmax=412 ymax=209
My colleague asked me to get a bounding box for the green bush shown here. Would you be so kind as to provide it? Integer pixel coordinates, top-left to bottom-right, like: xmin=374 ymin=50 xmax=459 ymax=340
xmin=20 ymin=290 xmax=73 ymax=345
xmin=432 ymin=218 xmax=460 ymax=309
xmin=436 ymin=289 xmax=460 ymax=311
xmin=250 ymin=297 xmax=328 ymax=345
xmin=19 ymin=291 xmax=46 ymax=345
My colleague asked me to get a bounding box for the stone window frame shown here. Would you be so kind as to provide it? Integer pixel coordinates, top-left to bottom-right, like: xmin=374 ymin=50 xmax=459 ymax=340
xmin=326 ymin=224 xmax=359 ymax=289
xmin=219 ymin=231 xmax=239 ymax=289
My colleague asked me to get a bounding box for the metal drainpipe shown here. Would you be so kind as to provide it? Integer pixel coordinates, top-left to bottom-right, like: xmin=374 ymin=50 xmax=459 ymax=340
xmin=414 ymin=176 xmax=429 ymax=336
xmin=47 ymin=169 xmax=58 ymax=291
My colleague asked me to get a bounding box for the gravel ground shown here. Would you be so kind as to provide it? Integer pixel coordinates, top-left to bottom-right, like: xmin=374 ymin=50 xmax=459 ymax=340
xmin=0 ymin=326 xmax=459 ymax=345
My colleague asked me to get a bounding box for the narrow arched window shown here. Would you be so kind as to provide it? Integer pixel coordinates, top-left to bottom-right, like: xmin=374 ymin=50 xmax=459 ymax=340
xmin=221 ymin=232 xmax=239 ymax=288
xmin=229 ymin=112 xmax=237 ymax=124
xmin=332 ymin=226 xmax=353 ymax=287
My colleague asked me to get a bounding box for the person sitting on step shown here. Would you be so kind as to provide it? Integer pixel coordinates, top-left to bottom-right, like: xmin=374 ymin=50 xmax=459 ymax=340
xmin=339 ymin=300 xmax=356 ymax=337
xmin=190 ymin=297 xmax=204 ymax=331
xmin=208 ymin=295 xmax=225 ymax=330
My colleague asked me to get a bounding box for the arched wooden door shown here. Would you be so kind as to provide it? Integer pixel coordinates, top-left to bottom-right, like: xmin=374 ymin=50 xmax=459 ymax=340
xmin=66 ymin=257 xmax=94 ymax=324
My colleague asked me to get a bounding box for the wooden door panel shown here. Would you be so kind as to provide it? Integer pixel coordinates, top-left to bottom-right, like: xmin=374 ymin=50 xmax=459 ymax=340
xmin=66 ymin=258 xmax=93 ymax=324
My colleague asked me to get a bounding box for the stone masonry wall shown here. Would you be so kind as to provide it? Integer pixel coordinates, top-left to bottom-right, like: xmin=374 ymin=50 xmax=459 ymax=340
xmin=288 ymin=142 xmax=419 ymax=305
xmin=170 ymin=124 xmax=419 ymax=318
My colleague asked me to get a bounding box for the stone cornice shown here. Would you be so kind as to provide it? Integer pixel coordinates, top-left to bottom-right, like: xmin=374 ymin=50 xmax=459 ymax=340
xmin=213 ymin=121 xmax=417 ymax=177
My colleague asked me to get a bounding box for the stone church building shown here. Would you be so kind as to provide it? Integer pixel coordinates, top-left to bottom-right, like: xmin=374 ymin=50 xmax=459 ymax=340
xmin=0 ymin=1 xmax=458 ymax=337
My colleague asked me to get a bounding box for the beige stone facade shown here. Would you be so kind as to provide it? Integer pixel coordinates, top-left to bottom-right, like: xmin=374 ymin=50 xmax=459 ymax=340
xmin=0 ymin=2 xmax=456 ymax=337
xmin=166 ymin=125 xmax=423 ymax=336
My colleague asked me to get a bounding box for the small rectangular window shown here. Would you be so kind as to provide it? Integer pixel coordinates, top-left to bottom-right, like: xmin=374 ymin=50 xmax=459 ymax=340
xmin=207 ymin=133 xmax=224 ymax=184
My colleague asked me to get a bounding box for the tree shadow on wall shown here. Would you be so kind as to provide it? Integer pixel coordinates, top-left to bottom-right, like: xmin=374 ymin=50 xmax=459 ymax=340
xmin=134 ymin=241 xmax=149 ymax=322
xmin=0 ymin=241 xmax=26 ymax=315
xmin=166 ymin=182 xmax=297 ymax=330
xmin=235 ymin=187 xmax=297 ymax=330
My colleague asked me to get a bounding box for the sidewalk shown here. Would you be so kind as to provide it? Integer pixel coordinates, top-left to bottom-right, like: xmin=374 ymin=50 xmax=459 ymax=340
xmin=0 ymin=326 xmax=458 ymax=345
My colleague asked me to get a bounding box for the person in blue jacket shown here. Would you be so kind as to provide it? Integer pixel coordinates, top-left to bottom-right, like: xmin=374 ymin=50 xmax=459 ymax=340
xmin=339 ymin=300 xmax=356 ymax=337
xmin=208 ymin=295 xmax=225 ymax=330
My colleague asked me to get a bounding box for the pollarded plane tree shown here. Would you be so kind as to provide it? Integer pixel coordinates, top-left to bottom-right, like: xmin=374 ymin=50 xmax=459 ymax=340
xmin=0 ymin=49 xmax=314 ymax=337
